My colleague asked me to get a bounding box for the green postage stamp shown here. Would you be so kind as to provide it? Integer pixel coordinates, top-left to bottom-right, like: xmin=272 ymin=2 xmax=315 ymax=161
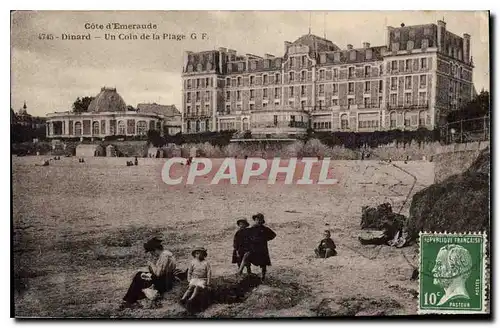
xmin=418 ymin=232 xmax=487 ymax=314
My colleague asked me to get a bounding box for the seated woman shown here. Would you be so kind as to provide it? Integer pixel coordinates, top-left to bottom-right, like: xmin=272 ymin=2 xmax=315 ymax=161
xmin=121 ymin=237 xmax=178 ymax=308
xmin=314 ymin=230 xmax=337 ymax=258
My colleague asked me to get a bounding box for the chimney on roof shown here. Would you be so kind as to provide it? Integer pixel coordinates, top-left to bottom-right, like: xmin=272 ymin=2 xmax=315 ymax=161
xmin=463 ymin=33 xmax=471 ymax=64
xmin=437 ymin=20 xmax=447 ymax=53
xmin=265 ymin=54 xmax=275 ymax=59
xmin=347 ymin=44 xmax=353 ymax=50
xmin=362 ymin=42 xmax=370 ymax=49
xmin=284 ymin=41 xmax=292 ymax=53
xmin=401 ymin=23 xmax=405 ymax=27
xmin=218 ymin=47 xmax=227 ymax=53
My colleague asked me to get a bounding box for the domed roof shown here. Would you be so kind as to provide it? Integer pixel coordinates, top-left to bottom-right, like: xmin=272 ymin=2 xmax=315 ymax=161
xmin=87 ymin=87 xmax=127 ymax=113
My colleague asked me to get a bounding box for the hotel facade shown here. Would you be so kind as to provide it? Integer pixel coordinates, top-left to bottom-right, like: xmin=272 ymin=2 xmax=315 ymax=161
xmin=181 ymin=20 xmax=474 ymax=137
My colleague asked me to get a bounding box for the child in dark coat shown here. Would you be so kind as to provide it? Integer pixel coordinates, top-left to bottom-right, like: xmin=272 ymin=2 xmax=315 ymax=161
xmin=315 ymin=230 xmax=337 ymax=258
xmin=232 ymin=218 xmax=252 ymax=274
xmin=239 ymin=213 xmax=276 ymax=281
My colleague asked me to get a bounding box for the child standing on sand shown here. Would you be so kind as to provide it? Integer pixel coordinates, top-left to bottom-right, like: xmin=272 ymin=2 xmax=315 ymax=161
xmin=181 ymin=247 xmax=211 ymax=303
xmin=232 ymin=218 xmax=252 ymax=274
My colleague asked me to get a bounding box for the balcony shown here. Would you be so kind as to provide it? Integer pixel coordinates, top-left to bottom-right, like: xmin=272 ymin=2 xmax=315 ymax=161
xmin=250 ymin=121 xmax=308 ymax=129
xmin=386 ymin=102 xmax=429 ymax=110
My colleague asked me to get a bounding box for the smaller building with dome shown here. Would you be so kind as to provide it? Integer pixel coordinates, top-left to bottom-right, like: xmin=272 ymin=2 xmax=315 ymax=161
xmin=45 ymin=87 xmax=181 ymax=139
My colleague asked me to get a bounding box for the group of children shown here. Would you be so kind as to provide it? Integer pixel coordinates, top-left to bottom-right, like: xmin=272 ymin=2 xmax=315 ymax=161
xmin=122 ymin=213 xmax=336 ymax=309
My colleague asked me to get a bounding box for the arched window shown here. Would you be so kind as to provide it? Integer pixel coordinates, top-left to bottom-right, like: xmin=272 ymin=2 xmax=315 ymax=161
xmin=404 ymin=112 xmax=411 ymax=127
xmin=205 ymin=119 xmax=210 ymax=131
xmin=74 ymin=122 xmax=82 ymax=136
xmin=118 ymin=121 xmax=126 ymax=135
xmin=301 ymin=70 xmax=307 ymax=81
xmin=340 ymin=114 xmax=349 ymax=130
xmin=390 ymin=111 xmax=397 ymax=128
xmin=186 ymin=120 xmax=191 ymax=132
xmin=137 ymin=120 xmax=148 ymax=136
xmin=195 ymin=120 xmax=201 ymax=132
xmin=419 ymin=111 xmax=426 ymax=126
xmin=92 ymin=121 xmax=99 ymax=135
xmin=242 ymin=118 xmax=249 ymax=131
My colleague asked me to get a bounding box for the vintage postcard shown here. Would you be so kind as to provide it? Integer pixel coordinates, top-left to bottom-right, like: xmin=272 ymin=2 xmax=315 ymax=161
xmin=11 ymin=10 xmax=490 ymax=318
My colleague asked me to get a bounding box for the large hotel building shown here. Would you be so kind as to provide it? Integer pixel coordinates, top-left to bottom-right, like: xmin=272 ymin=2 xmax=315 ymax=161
xmin=181 ymin=20 xmax=473 ymax=137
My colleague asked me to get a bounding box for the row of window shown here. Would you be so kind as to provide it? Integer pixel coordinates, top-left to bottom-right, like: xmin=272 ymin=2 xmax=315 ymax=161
xmin=185 ymin=104 xmax=211 ymax=116
xmin=389 ymin=111 xmax=427 ymax=128
xmin=313 ymin=121 xmax=332 ymax=130
xmin=391 ymin=39 xmax=430 ymax=52
xmin=219 ymin=95 xmax=387 ymax=114
xmin=67 ymin=120 xmax=155 ymax=136
xmin=221 ymin=80 xmax=386 ymax=103
xmin=389 ymin=58 xmax=428 ymax=72
xmin=390 ymin=75 xmax=428 ymax=90
xmin=388 ymin=92 xmax=428 ymax=107
xmin=186 ymin=90 xmax=211 ymax=103
xmin=186 ymin=77 xmax=213 ymax=89
xmin=186 ymin=119 xmax=211 ymax=133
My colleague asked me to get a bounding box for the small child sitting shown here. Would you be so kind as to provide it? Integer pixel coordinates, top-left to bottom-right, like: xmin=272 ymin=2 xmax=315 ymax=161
xmin=314 ymin=230 xmax=337 ymax=258
xmin=181 ymin=247 xmax=211 ymax=304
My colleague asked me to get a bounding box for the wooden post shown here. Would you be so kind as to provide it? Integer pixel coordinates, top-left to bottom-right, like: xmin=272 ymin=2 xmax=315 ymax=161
xmin=484 ymin=116 xmax=487 ymax=141
xmin=460 ymin=119 xmax=463 ymax=143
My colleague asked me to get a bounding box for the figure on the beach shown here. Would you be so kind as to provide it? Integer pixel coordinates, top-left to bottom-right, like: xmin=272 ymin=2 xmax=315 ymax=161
xmin=314 ymin=230 xmax=337 ymax=258
xmin=181 ymin=247 xmax=211 ymax=304
xmin=186 ymin=157 xmax=193 ymax=166
xmin=121 ymin=237 xmax=178 ymax=308
xmin=36 ymin=159 xmax=50 ymax=166
xmin=232 ymin=218 xmax=251 ymax=274
xmin=239 ymin=213 xmax=276 ymax=281
xmin=134 ymin=156 xmax=139 ymax=166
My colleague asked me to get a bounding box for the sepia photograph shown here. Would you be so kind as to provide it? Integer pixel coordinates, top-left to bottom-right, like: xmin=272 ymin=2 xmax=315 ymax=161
xmin=11 ymin=10 xmax=491 ymax=318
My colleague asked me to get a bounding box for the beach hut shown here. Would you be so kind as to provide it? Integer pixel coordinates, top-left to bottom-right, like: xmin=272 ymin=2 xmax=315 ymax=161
xmin=106 ymin=145 xmax=117 ymax=157
xmin=75 ymin=144 xmax=104 ymax=157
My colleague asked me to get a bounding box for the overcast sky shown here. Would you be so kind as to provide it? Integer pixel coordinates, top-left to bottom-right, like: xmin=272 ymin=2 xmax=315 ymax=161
xmin=11 ymin=10 xmax=489 ymax=117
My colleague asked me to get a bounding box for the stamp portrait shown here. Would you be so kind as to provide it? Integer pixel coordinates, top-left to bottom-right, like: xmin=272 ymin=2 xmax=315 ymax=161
xmin=418 ymin=232 xmax=487 ymax=314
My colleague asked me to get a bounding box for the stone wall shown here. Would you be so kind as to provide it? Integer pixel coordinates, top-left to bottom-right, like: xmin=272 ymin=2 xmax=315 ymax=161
xmin=432 ymin=141 xmax=490 ymax=182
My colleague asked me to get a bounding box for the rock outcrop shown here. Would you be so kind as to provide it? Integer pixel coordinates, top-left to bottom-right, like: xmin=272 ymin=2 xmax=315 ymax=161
xmin=408 ymin=147 xmax=490 ymax=239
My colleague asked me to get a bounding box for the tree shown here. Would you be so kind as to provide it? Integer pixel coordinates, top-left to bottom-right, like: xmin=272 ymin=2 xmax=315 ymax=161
xmin=147 ymin=129 xmax=165 ymax=147
xmin=446 ymin=90 xmax=490 ymax=123
xmin=72 ymin=96 xmax=95 ymax=113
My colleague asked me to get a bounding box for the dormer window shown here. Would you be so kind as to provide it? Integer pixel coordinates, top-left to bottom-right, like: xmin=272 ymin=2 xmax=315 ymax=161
xmin=349 ymin=50 xmax=356 ymax=61
xmin=187 ymin=65 xmax=193 ymax=72
xmin=407 ymin=40 xmax=414 ymax=50
xmin=197 ymin=63 xmax=203 ymax=71
xmin=320 ymin=53 xmax=326 ymax=64
xmin=422 ymin=39 xmax=429 ymax=49
xmin=392 ymin=42 xmax=400 ymax=52
xmin=366 ymin=49 xmax=372 ymax=60
xmin=334 ymin=52 xmax=340 ymax=62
